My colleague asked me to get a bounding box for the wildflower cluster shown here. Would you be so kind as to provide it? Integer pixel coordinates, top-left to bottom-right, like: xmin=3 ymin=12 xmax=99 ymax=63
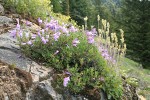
xmin=11 ymin=18 xmax=79 ymax=47
xmin=10 ymin=17 xmax=123 ymax=99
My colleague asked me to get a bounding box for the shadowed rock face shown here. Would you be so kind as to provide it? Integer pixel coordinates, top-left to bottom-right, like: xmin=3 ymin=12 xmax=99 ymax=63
xmin=0 ymin=60 xmax=32 ymax=100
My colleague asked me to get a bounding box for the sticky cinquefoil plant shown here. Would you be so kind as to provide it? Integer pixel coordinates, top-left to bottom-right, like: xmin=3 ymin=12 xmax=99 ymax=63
xmin=10 ymin=18 xmax=123 ymax=99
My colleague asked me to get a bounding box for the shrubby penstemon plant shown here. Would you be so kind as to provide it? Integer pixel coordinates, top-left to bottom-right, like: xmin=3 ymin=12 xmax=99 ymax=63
xmin=10 ymin=17 xmax=123 ymax=99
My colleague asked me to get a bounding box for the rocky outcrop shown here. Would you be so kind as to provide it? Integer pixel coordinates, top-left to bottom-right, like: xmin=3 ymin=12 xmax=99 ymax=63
xmin=122 ymin=79 xmax=139 ymax=100
xmin=30 ymin=78 xmax=63 ymax=100
xmin=0 ymin=3 xmax=14 ymax=33
xmin=0 ymin=16 xmax=13 ymax=25
xmin=0 ymin=61 xmax=32 ymax=100
xmin=0 ymin=15 xmax=14 ymax=34
xmin=0 ymin=32 xmax=52 ymax=83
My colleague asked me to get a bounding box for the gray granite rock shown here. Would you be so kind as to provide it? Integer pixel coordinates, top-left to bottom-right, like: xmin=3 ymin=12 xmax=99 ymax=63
xmin=0 ymin=16 xmax=13 ymax=25
xmin=31 ymin=78 xmax=63 ymax=100
xmin=30 ymin=78 xmax=89 ymax=100
xmin=0 ymin=3 xmax=4 ymax=15
xmin=0 ymin=32 xmax=52 ymax=83
xmin=0 ymin=33 xmax=29 ymax=69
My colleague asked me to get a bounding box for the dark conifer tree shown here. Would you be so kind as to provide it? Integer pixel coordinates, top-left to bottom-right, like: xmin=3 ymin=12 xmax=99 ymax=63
xmin=121 ymin=0 xmax=150 ymax=68
xmin=51 ymin=0 xmax=62 ymax=13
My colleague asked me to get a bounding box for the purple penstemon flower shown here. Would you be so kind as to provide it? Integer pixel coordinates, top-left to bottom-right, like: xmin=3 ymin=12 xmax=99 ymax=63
xmin=41 ymin=37 xmax=48 ymax=44
xmin=46 ymin=23 xmax=55 ymax=31
xmin=10 ymin=19 xmax=21 ymax=38
xmin=46 ymin=19 xmax=60 ymax=32
xmin=87 ymin=36 xmax=95 ymax=44
xmin=91 ymin=28 xmax=97 ymax=35
xmin=72 ymin=38 xmax=80 ymax=46
xmin=50 ymin=19 xmax=58 ymax=25
xmin=31 ymin=34 xmax=37 ymax=39
xmin=53 ymin=32 xmax=61 ymax=41
xmin=64 ymin=71 xmax=71 ymax=76
xmin=25 ymin=32 xmax=30 ymax=38
xmin=45 ymin=27 xmax=49 ymax=32
xmin=61 ymin=27 xmax=69 ymax=34
xmin=18 ymin=31 xmax=23 ymax=38
xmin=86 ymin=31 xmax=95 ymax=44
xmin=86 ymin=30 xmax=96 ymax=37
xmin=86 ymin=31 xmax=93 ymax=36
xmin=49 ymin=24 xmax=56 ymax=30
xmin=27 ymin=41 xmax=32 ymax=45
xmin=69 ymin=26 xmax=77 ymax=33
xmin=98 ymin=46 xmax=115 ymax=64
xmin=26 ymin=21 xmax=32 ymax=26
xmin=10 ymin=29 xmax=17 ymax=38
xmin=63 ymin=77 xmax=70 ymax=87
xmin=101 ymin=50 xmax=109 ymax=59
xmin=37 ymin=31 xmax=41 ymax=37
xmin=38 ymin=18 xmax=42 ymax=24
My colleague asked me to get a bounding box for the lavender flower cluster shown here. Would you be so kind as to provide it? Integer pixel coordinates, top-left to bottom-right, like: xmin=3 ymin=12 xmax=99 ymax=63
xmin=10 ymin=18 xmax=78 ymax=46
xmin=10 ymin=18 xmax=98 ymax=48
xmin=98 ymin=46 xmax=116 ymax=65
xmin=85 ymin=28 xmax=97 ymax=44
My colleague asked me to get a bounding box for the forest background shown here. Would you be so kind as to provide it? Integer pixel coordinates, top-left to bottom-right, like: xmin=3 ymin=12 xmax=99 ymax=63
xmin=51 ymin=0 xmax=150 ymax=69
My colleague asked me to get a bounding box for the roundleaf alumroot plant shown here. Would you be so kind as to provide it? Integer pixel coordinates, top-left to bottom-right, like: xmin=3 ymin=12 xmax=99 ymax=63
xmin=93 ymin=15 xmax=127 ymax=76
xmin=10 ymin=17 xmax=123 ymax=99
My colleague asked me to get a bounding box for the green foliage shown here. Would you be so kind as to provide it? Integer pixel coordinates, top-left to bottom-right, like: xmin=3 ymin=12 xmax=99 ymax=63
xmin=61 ymin=0 xmax=97 ymax=27
xmin=51 ymin=0 xmax=63 ymax=13
xmin=102 ymin=70 xmax=123 ymax=100
xmin=3 ymin=0 xmax=51 ymax=19
xmin=126 ymin=77 xmax=138 ymax=87
xmin=22 ymin=32 xmax=105 ymax=70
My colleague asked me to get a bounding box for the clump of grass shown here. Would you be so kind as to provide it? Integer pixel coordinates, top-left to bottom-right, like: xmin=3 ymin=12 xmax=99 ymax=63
xmin=8 ymin=63 xmax=16 ymax=70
